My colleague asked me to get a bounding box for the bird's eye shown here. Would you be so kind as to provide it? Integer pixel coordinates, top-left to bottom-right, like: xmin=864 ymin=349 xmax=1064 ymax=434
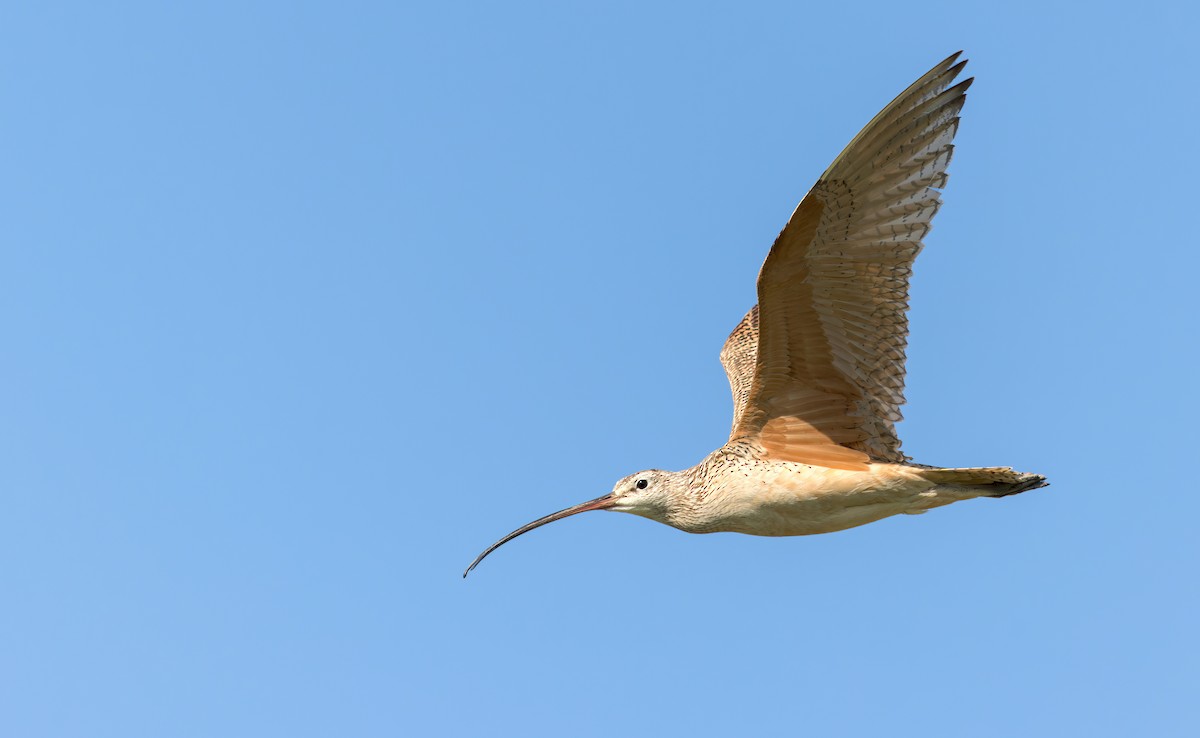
xmin=636 ymin=479 xmax=648 ymax=490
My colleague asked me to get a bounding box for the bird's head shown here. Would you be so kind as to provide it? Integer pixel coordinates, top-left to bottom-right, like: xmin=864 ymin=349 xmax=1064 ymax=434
xmin=608 ymin=469 xmax=675 ymax=520
xmin=462 ymin=468 xmax=684 ymax=577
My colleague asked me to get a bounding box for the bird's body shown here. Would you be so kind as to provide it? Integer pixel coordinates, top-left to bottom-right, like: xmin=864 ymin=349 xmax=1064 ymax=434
xmin=465 ymin=52 xmax=1047 ymax=577
xmin=629 ymin=449 xmax=942 ymax=536
xmin=615 ymin=446 xmax=1041 ymax=537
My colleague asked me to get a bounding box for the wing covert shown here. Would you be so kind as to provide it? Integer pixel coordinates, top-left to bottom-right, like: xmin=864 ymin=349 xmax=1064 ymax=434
xmin=719 ymin=306 xmax=759 ymax=436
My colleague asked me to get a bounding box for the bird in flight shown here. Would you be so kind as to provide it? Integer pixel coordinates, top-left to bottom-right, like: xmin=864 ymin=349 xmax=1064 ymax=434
xmin=465 ymin=52 xmax=1047 ymax=577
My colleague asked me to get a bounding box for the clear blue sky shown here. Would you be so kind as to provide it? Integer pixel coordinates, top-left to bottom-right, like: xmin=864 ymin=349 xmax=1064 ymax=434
xmin=2 ymin=2 xmax=1197 ymax=736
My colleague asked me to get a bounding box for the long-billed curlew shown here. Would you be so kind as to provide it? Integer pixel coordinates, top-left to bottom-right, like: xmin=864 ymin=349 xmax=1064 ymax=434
xmin=465 ymin=52 xmax=1047 ymax=577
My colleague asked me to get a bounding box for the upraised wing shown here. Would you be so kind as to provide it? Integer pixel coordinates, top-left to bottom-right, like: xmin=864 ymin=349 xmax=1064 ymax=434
xmin=724 ymin=52 xmax=971 ymax=471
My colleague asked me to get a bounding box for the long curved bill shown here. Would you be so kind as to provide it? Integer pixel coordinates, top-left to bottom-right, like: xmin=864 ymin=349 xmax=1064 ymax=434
xmin=463 ymin=493 xmax=616 ymax=577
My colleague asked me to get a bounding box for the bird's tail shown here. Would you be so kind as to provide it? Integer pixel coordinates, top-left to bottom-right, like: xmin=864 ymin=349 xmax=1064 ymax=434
xmin=917 ymin=466 xmax=1048 ymax=498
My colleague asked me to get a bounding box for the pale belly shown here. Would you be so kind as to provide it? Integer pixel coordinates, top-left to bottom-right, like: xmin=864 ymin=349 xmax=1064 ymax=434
xmin=677 ymin=461 xmax=972 ymax=536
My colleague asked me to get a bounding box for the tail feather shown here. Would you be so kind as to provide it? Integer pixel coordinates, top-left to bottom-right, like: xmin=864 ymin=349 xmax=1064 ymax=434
xmin=918 ymin=466 xmax=1048 ymax=498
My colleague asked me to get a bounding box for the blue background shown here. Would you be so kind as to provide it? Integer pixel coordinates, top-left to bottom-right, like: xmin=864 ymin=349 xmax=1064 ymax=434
xmin=3 ymin=1 xmax=1197 ymax=735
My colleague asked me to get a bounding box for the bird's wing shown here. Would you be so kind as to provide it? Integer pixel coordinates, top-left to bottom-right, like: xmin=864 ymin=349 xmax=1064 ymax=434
xmin=728 ymin=52 xmax=971 ymax=471
xmin=719 ymin=305 xmax=759 ymax=436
